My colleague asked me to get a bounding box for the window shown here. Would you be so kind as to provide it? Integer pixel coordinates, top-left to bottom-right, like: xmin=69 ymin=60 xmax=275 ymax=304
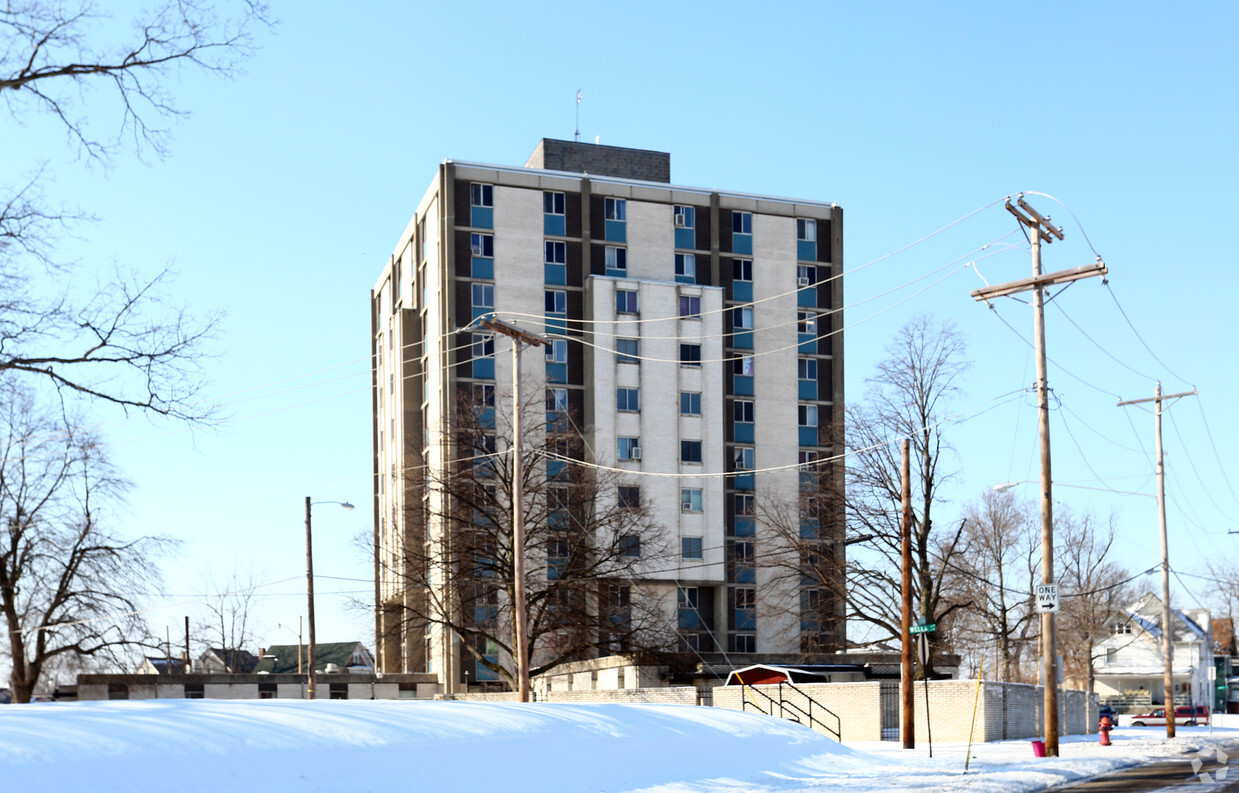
xmin=733 ymin=400 xmax=754 ymax=423
xmin=797 ymin=311 xmax=817 ymax=334
xmin=680 ymin=391 xmax=702 ymax=416
xmin=680 ymin=344 xmax=702 ymax=367
xmin=605 ymin=246 xmax=627 ymax=272
xmin=799 ymin=450 xmax=818 ymax=467
xmin=616 ymin=289 xmax=638 ymax=314
xmin=545 ymin=339 xmax=567 ymax=363
xmin=732 ymin=355 xmax=755 ymax=376
xmin=544 ymin=240 xmax=566 ymax=265
xmin=474 ymin=383 xmax=496 ymax=406
xmin=616 ymin=338 xmax=639 ymax=364
xmin=679 ymin=587 xmax=699 ymax=610
xmin=734 ymin=446 xmax=755 ymax=470
xmin=1112 ymin=622 xmax=1132 ymax=635
xmin=733 ymin=259 xmax=753 ymax=282
xmin=470 ymin=183 xmax=493 ymax=207
xmin=544 ymin=289 xmax=567 ymax=314
xmin=544 ymin=191 xmax=566 ymax=215
xmin=797 ymin=218 xmax=817 ymax=242
xmin=618 ymin=486 xmax=641 ymax=509
xmin=734 ymin=586 xmax=755 ymax=610
xmin=616 ymin=387 xmax=640 ymax=412
xmin=1105 ymin=648 xmax=1117 ymax=665
xmin=730 ymin=634 xmax=756 ymax=653
xmin=470 ymin=233 xmax=494 ymax=257
xmin=734 ymin=493 xmax=755 ymax=516
xmin=604 ymin=198 xmax=626 ymax=221
xmin=618 ymin=534 xmax=640 ymax=557
xmin=673 ymin=205 xmax=696 ymax=228
xmin=675 ymin=253 xmax=696 ymax=279
xmin=681 ymin=537 xmax=703 ymax=559
xmin=732 ymin=212 xmax=752 ymax=234
xmin=799 ymin=358 xmax=818 ymax=381
xmin=732 ymin=306 xmax=753 ymax=329
xmin=617 ymin=437 xmax=641 ymax=460
xmin=471 ymin=283 xmax=494 ymax=309
xmin=679 ymin=295 xmax=701 ymax=318
xmin=546 ymin=388 xmax=568 ymax=412
xmin=548 ymin=539 xmax=571 ymax=579
xmin=472 ymin=334 xmax=494 ymax=359
xmin=799 ymin=404 xmax=819 ymax=427
xmin=681 ymin=488 xmax=703 ymax=512
xmin=681 ymin=440 xmax=703 ymax=464
xmin=797 ymin=264 xmax=817 ymax=284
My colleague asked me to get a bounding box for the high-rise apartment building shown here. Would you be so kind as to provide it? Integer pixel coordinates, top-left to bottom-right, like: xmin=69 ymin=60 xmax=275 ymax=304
xmin=371 ymin=140 xmax=844 ymax=692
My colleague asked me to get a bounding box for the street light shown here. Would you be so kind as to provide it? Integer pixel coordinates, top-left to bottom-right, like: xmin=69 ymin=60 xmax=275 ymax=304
xmin=305 ymin=497 xmax=354 ymax=700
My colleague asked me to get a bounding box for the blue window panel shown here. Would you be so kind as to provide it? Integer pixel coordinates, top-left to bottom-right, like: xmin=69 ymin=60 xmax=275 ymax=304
xmin=675 ymin=274 xmax=695 ymax=285
xmin=733 ymin=517 xmax=756 ymax=537
xmin=546 ymin=362 xmax=567 ymax=383
xmin=733 ymin=233 xmax=752 ymax=255
xmin=732 ymin=281 xmax=753 ymax=302
xmin=733 ymin=331 xmax=753 ymax=349
xmin=477 ymin=658 xmax=499 ymax=681
xmin=544 ymin=263 xmax=566 ymax=285
xmin=678 ymin=610 xmax=700 ymax=630
xmin=798 ymin=287 xmax=817 ymax=308
xmin=798 ymin=240 xmax=817 ymax=261
xmin=734 ymin=609 xmax=756 ymax=631
xmin=799 ymin=426 xmax=818 ymax=447
xmin=605 ymin=220 xmax=627 ymax=243
xmin=800 ymin=518 xmax=820 ymax=539
xmin=544 ymin=315 xmax=567 ymax=335
xmin=798 ymin=380 xmax=817 ymax=400
xmin=473 ymin=306 xmax=495 ymax=322
xmin=544 ymin=214 xmax=566 ymax=237
xmin=472 ymin=359 xmax=495 ymax=379
xmin=675 ymin=227 xmax=696 ymax=250
xmin=476 ymin=407 xmax=496 ymax=429
xmin=475 ymin=605 xmax=498 ymax=626
xmin=734 ymin=423 xmax=755 ymax=444
xmin=546 ymin=459 xmax=566 ymax=481
xmin=732 ymin=376 xmax=754 ymax=397
xmin=471 ymin=206 xmax=493 ymax=229
xmin=798 ymin=334 xmax=817 ymax=354
xmin=471 ymin=258 xmax=494 ymax=280
xmin=733 ymin=565 xmax=755 ymax=584
xmin=732 ymin=473 xmax=755 ymax=490
xmin=605 ymin=268 xmax=627 ymax=278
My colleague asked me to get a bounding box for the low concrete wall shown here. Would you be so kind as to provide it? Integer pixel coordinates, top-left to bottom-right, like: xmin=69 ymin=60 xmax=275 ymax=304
xmin=458 ymin=687 xmax=699 ymax=705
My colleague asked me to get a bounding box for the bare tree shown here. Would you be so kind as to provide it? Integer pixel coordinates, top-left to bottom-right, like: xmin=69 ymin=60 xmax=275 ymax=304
xmin=946 ymin=489 xmax=1040 ymax=681
xmin=1 ymin=1 xmax=268 ymax=419
xmin=0 ymin=377 xmax=174 ymax=702
xmin=195 ymin=568 xmax=260 ymax=671
xmin=380 ymin=391 xmax=677 ymax=690
xmin=843 ymin=315 xmax=971 ymax=675
xmin=1057 ymin=509 xmax=1131 ymax=693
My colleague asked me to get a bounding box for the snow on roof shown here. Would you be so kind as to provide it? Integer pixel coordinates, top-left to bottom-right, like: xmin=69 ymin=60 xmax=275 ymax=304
xmin=1175 ymin=609 xmax=1209 ymax=639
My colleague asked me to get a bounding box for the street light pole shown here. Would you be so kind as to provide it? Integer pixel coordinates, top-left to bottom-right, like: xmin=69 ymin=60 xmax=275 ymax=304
xmin=305 ymin=497 xmax=354 ymax=701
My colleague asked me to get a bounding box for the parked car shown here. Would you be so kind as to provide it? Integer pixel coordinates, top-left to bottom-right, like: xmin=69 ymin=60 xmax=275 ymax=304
xmin=1126 ymin=705 xmax=1209 ymax=727
xmin=1098 ymin=705 xmax=1119 ymax=727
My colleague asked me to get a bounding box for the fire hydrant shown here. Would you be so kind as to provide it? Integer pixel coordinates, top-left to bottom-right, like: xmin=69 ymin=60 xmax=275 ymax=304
xmin=1099 ymin=715 xmax=1113 ymax=746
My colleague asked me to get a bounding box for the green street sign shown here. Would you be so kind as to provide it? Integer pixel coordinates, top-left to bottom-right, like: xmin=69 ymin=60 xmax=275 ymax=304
xmin=909 ymin=623 xmax=937 ymax=634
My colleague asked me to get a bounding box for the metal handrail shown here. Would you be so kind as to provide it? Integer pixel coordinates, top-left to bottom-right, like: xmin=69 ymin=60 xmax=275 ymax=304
xmin=740 ymin=682 xmax=841 ymax=741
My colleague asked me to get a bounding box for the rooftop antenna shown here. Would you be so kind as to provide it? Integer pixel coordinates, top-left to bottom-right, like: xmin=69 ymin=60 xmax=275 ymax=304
xmin=574 ymin=88 xmax=582 ymax=142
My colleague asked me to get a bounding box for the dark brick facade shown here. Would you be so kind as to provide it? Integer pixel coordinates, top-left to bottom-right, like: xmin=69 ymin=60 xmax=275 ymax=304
xmin=525 ymin=138 xmax=671 ymax=183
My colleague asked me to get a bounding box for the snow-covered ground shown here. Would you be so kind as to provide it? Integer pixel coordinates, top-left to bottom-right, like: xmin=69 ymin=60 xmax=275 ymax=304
xmin=1 ymin=699 xmax=1235 ymax=792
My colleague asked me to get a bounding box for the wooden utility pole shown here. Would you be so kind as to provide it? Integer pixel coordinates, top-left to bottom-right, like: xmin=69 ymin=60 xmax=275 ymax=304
xmin=1118 ymin=382 xmax=1197 ymax=740
xmin=480 ymin=318 xmax=548 ymax=703
xmin=305 ymin=496 xmax=318 ymax=701
xmin=971 ymin=195 xmax=1107 ymax=757
xmin=900 ymin=439 xmax=915 ymax=749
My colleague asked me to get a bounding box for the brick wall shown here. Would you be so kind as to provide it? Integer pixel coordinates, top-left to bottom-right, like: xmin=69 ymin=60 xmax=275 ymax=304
xmin=524 ymin=139 xmax=671 ymax=183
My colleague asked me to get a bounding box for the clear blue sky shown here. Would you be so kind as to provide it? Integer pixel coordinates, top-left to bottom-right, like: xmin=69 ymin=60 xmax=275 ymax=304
xmin=7 ymin=1 xmax=1237 ymax=667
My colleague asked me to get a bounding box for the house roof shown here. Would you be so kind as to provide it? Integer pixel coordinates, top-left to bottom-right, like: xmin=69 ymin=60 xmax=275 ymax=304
xmin=201 ymin=648 xmax=259 ymax=673
xmin=253 ymin=642 xmax=370 ymax=675
xmin=144 ymin=657 xmax=188 ymax=674
xmin=1112 ymin=594 xmax=1210 ymax=643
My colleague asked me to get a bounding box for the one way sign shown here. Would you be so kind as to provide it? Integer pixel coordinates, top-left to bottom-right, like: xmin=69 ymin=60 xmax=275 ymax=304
xmin=1035 ymin=583 xmax=1060 ymax=614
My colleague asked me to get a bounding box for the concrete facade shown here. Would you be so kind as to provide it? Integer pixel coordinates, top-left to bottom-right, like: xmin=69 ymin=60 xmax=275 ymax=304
xmin=372 ymin=140 xmax=845 ymax=693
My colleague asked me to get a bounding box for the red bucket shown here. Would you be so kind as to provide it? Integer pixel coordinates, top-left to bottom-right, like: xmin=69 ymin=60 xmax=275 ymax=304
xmin=1031 ymin=740 xmax=1046 ymax=758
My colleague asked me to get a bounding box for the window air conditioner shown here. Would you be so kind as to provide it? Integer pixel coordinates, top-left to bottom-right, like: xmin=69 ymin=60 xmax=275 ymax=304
xmin=681 ymin=502 xmax=693 ymax=512
xmin=798 ymin=276 xmax=811 ymax=287
xmin=629 ymin=448 xmax=642 ymax=460
xmin=471 ymin=244 xmax=484 ymax=256
xmin=674 ymin=213 xmax=687 ymax=228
